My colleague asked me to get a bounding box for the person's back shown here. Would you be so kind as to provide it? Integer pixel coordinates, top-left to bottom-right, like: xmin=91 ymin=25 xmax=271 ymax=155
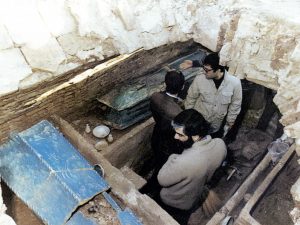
xmin=141 ymin=70 xmax=185 ymax=196
xmin=158 ymin=135 xmax=226 ymax=210
xmin=157 ymin=109 xmax=226 ymax=225
xmin=150 ymin=70 xmax=185 ymax=167
xmin=150 ymin=92 xmax=182 ymax=162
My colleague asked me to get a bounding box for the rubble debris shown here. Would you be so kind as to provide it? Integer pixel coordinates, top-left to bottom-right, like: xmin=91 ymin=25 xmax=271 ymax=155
xmin=228 ymin=128 xmax=272 ymax=163
xmin=95 ymin=140 xmax=109 ymax=151
xmin=107 ymin=134 xmax=114 ymax=143
xmin=85 ymin=124 xmax=91 ymax=133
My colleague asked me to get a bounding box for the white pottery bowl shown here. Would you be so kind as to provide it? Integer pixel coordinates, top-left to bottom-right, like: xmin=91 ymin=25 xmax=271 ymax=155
xmin=92 ymin=125 xmax=110 ymax=138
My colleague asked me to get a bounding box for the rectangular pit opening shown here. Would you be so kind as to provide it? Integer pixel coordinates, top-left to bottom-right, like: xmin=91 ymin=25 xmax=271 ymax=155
xmin=0 ymin=40 xmax=297 ymax=225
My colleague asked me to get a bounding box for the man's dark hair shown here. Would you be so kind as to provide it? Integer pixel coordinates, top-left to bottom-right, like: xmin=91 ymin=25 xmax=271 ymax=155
xmin=203 ymin=52 xmax=225 ymax=72
xmin=173 ymin=109 xmax=210 ymax=137
xmin=165 ymin=70 xmax=185 ymax=94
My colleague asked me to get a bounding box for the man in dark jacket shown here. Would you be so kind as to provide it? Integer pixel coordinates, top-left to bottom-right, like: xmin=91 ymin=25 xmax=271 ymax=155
xmin=141 ymin=70 xmax=185 ymax=196
xmin=150 ymin=70 xmax=185 ymax=169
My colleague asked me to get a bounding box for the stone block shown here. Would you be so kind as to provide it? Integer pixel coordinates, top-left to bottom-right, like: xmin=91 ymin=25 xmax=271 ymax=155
xmin=68 ymin=0 xmax=113 ymax=39
xmin=140 ymin=30 xmax=169 ymax=50
xmin=19 ymin=72 xmax=53 ymax=90
xmin=57 ymin=32 xmax=102 ymax=56
xmin=290 ymin=207 xmax=300 ymax=225
xmin=0 ymin=24 xmax=13 ymax=50
xmin=136 ymin=5 xmax=163 ymax=34
xmin=291 ymin=43 xmax=300 ymax=63
xmin=159 ymin=0 xmax=176 ymax=27
xmin=0 ymin=0 xmax=51 ymax=46
xmin=220 ymin=9 xmax=299 ymax=92
xmin=285 ymin=123 xmax=300 ymax=139
xmin=0 ymin=48 xmax=32 ymax=96
xmin=120 ymin=166 xmax=147 ymax=190
xmin=56 ymin=62 xmax=81 ymax=75
xmin=281 ymin=111 xmax=300 ymax=127
xmin=168 ymin=27 xmax=189 ymax=43
xmin=193 ymin=6 xmax=226 ymax=51
xmin=116 ymin=0 xmax=136 ymax=31
xmin=113 ymin=30 xmax=141 ymax=54
xmin=291 ymin=177 xmax=300 ymax=206
xmin=21 ymin=37 xmax=66 ymax=72
xmin=38 ymin=0 xmax=76 ymax=36
xmin=76 ymin=46 xmax=104 ymax=62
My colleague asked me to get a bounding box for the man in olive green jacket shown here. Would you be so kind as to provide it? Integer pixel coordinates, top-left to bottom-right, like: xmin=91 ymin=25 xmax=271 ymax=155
xmin=181 ymin=53 xmax=242 ymax=138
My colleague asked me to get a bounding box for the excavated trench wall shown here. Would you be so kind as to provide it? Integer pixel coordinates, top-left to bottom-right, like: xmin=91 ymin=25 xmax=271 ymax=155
xmin=0 ymin=41 xmax=198 ymax=143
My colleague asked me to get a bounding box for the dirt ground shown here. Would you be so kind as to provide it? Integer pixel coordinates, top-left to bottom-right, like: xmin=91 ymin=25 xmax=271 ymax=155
xmin=186 ymin=127 xmax=297 ymax=225
xmin=252 ymin=154 xmax=300 ymax=225
xmin=78 ymin=193 xmax=121 ymax=225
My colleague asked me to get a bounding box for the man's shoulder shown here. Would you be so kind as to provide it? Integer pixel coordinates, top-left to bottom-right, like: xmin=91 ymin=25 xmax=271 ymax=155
xmin=213 ymin=137 xmax=226 ymax=145
xmin=150 ymin=92 xmax=165 ymax=101
xmin=225 ymin=72 xmax=241 ymax=89
xmin=150 ymin=92 xmax=164 ymax=107
xmin=151 ymin=91 xmax=164 ymax=97
xmin=193 ymin=71 xmax=208 ymax=83
xmin=150 ymin=92 xmax=182 ymax=115
xmin=226 ymin=72 xmax=241 ymax=82
xmin=212 ymin=138 xmax=227 ymax=154
xmin=151 ymin=92 xmax=178 ymax=103
xmin=195 ymin=70 xmax=206 ymax=78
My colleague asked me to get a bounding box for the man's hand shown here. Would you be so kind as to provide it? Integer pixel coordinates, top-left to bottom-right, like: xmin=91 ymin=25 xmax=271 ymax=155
xmin=223 ymin=123 xmax=233 ymax=138
xmin=180 ymin=60 xmax=193 ymax=70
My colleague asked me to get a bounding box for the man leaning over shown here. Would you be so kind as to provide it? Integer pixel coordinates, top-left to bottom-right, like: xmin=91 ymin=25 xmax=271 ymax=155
xmin=157 ymin=109 xmax=227 ymax=224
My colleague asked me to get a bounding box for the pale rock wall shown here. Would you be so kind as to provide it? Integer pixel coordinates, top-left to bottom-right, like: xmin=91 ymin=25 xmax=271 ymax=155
xmin=0 ymin=0 xmax=235 ymax=95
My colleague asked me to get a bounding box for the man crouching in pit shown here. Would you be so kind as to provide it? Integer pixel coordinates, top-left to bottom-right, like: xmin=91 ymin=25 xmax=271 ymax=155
xmin=157 ymin=109 xmax=227 ymax=224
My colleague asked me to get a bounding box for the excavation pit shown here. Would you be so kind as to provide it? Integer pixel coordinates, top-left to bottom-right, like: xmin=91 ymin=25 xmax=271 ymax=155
xmin=0 ymin=41 xmax=298 ymax=225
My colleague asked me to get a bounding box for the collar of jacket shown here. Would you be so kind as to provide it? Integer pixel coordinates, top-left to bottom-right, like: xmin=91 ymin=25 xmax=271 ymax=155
xmin=192 ymin=135 xmax=212 ymax=147
xmin=165 ymin=92 xmax=183 ymax=102
xmin=221 ymin=70 xmax=231 ymax=83
xmin=215 ymin=70 xmax=229 ymax=91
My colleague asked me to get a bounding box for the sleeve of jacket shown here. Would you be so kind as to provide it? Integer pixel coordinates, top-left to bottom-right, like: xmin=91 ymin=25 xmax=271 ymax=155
xmin=184 ymin=76 xmax=201 ymax=109
xmin=157 ymin=154 xmax=185 ymax=187
xmin=226 ymin=79 xmax=242 ymax=125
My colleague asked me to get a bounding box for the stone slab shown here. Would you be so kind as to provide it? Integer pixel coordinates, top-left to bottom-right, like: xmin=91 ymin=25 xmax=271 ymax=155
xmin=120 ymin=166 xmax=147 ymax=190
